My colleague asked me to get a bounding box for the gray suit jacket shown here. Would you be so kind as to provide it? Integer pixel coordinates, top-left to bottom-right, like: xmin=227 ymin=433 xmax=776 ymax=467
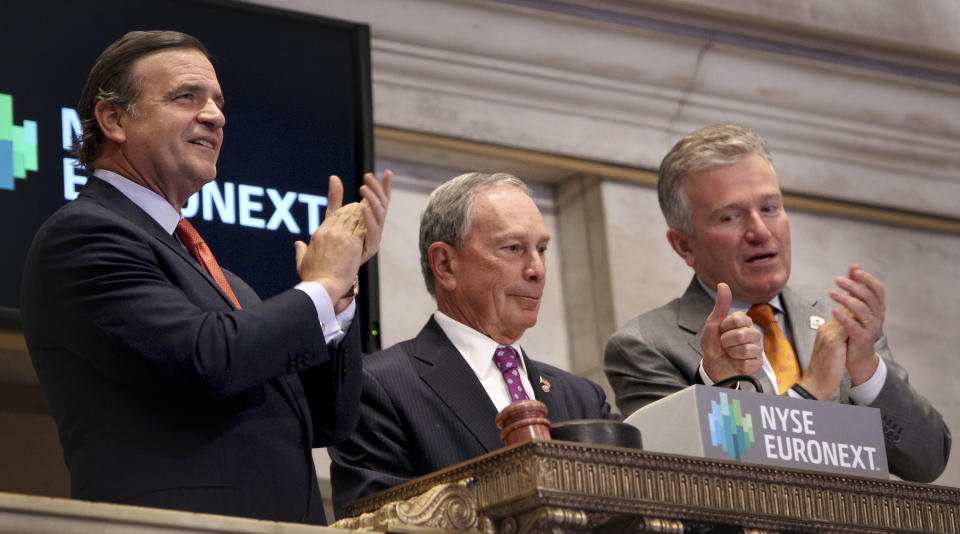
xmin=604 ymin=277 xmax=950 ymax=483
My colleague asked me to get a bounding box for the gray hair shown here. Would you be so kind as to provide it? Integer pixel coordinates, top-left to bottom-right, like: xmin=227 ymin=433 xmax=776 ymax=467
xmin=658 ymin=123 xmax=774 ymax=233
xmin=419 ymin=172 xmax=530 ymax=296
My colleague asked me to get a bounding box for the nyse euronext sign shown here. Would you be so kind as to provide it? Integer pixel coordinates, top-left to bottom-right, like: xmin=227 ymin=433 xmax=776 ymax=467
xmin=1 ymin=93 xmax=39 ymax=191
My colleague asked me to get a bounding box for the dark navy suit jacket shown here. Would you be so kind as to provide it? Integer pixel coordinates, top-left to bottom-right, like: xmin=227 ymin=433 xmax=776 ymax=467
xmin=21 ymin=176 xmax=361 ymax=524
xmin=329 ymin=317 xmax=617 ymax=518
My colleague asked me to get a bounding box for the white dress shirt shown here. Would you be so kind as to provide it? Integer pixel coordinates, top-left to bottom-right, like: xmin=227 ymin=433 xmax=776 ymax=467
xmin=433 ymin=310 xmax=535 ymax=413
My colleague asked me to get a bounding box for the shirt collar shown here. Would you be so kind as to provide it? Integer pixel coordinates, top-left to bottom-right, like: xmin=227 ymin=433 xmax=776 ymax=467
xmin=695 ymin=275 xmax=783 ymax=315
xmin=93 ymin=169 xmax=182 ymax=235
xmin=433 ymin=310 xmax=527 ymax=378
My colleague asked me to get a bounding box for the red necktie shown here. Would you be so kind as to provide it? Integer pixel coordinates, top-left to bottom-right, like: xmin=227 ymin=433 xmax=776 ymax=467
xmin=747 ymin=303 xmax=800 ymax=394
xmin=175 ymin=218 xmax=242 ymax=310
xmin=493 ymin=346 xmax=529 ymax=402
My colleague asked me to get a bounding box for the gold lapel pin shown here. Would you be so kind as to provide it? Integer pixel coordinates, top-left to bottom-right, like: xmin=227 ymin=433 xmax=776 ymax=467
xmin=540 ymin=377 xmax=551 ymax=393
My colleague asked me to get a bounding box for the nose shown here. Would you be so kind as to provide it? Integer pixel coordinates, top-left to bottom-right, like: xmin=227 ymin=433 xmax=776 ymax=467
xmin=745 ymin=211 xmax=772 ymax=243
xmin=199 ymin=98 xmax=225 ymax=129
xmin=524 ymin=249 xmax=546 ymax=282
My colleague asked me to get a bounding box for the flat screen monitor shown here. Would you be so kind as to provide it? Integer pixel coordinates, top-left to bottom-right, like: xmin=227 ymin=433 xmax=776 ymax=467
xmin=1 ymin=0 xmax=380 ymax=350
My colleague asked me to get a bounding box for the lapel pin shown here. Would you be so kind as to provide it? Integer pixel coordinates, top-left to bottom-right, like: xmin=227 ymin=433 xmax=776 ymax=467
xmin=809 ymin=315 xmax=825 ymax=329
xmin=539 ymin=377 xmax=551 ymax=393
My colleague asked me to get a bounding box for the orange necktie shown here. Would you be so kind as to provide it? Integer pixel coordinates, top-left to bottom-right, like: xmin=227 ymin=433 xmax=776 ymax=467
xmin=175 ymin=218 xmax=242 ymax=310
xmin=746 ymin=303 xmax=800 ymax=394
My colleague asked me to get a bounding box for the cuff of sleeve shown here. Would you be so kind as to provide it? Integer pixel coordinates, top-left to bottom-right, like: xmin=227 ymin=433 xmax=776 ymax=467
xmin=335 ymin=299 xmax=357 ymax=339
xmin=789 ymin=383 xmax=817 ymax=400
xmin=849 ymin=356 xmax=887 ymax=405
xmin=698 ymin=361 xmax=745 ymax=390
xmin=698 ymin=361 xmax=716 ymax=386
xmin=294 ymin=281 xmax=354 ymax=344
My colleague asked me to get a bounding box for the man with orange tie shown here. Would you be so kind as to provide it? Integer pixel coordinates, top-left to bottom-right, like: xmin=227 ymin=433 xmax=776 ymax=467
xmin=20 ymin=31 xmax=390 ymax=524
xmin=604 ymin=123 xmax=949 ymax=483
xmin=329 ymin=172 xmax=617 ymax=518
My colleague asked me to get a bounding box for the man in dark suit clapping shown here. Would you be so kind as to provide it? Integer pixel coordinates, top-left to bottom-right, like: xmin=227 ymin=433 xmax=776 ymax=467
xmin=21 ymin=30 xmax=390 ymax=524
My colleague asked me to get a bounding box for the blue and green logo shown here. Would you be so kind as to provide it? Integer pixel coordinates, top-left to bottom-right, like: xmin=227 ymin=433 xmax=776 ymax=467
xmin=709 ymin=392 xmax=755 ymax=461
xmin=1 ymin=93 xmax=39 ymax=191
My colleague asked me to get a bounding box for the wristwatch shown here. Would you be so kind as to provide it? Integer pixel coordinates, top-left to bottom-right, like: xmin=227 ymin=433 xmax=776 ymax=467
xmin=342 ymin=277 xmax=359 ymax=299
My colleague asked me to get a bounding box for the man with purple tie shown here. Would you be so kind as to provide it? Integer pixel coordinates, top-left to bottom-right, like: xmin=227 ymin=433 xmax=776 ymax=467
xmin=329 ymin=172 xmax=616 ymax=518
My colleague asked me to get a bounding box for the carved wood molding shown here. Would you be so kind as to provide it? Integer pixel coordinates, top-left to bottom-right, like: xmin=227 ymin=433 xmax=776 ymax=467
xmin=333 ymin=478 xmax=494 ymax=533
xmin=498 ymin=506 xmax=590 ymax=534
xmin=343 ymin=441 xmax=960 ymax=533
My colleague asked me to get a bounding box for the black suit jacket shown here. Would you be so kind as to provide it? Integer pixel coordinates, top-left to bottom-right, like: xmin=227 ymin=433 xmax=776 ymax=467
xmin=20 ymin=177 xmax=361 ymax=524
xmin=328 ymin=317 xmax=617 ymax=518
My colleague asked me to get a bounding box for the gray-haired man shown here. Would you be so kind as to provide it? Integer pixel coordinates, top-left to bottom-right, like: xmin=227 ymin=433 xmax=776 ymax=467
xmin=330 ymin=172 xmax=617 ymax=517
xmin=604 ymin=123 xmax=949 ymax=483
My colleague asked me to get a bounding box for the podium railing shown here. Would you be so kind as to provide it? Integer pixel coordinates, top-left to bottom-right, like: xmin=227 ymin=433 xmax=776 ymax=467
xmin=336 ymin=440 xmax=960 ymax=534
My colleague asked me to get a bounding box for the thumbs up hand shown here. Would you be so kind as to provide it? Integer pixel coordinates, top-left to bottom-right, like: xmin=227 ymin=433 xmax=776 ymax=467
xmin=701 ymin=283 xmax=764 ymax=384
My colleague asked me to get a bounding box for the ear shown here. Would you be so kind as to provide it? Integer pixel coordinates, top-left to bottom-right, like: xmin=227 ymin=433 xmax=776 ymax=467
xmin=666 ymin=227 xmax=697 ymax=268
xmin=94 ymin=100 xmax=128 ymax=144
xmin=428 ymin=242 xmax=458 ymax=292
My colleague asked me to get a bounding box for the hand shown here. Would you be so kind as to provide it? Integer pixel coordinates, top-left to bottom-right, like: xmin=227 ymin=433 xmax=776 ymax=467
xmin=829 ymin=264 xmax=883 ymax=384
xmin=701 ymin=282 xmax=763 ymax=384
xmin=796 ymin=316 xmax=848 ymax=400
xmin=355 ymin=169 xmax=392 ymax=264
xmin=294 ymin=176 xmax=364 ymax=303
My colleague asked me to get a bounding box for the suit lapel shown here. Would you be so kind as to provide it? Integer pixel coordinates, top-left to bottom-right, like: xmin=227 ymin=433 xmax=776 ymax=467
xmin=81 ymin=176 xmax=171 ymax=240
xmin=780 ymin=286 xmax=847 ymax=401
xmin=158 ymin=236 xmax=242 ymax=311
xmin=82 ymin=177 xmax=308 ymax=422
xmin=676 ymin=278 xmax=712 ymax=359
xmin=413 ymin=319 xmax=503 ymax=452
xmin=527 ymin=356 xmax=568 ymax=422
xmin=780 ymin=286 xmax=821 ymax=374
xmin=81 ymin=177 xmax=240 ymax=311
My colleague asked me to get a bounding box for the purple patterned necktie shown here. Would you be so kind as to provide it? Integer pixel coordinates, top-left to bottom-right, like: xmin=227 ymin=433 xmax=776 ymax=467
xmin=493 ymin=346 xmax=529 ymax=402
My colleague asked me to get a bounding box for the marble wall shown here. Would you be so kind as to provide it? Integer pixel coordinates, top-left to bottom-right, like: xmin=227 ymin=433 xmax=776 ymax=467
xmin=282 ymin=0 xmax=960 ymax=489
xmin=270 ymin=0 xmax=960 ymax=218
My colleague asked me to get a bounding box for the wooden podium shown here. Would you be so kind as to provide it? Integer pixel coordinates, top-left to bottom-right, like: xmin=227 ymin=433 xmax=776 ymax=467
xmin=334 ymin=439 xmax=959 ymax=534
